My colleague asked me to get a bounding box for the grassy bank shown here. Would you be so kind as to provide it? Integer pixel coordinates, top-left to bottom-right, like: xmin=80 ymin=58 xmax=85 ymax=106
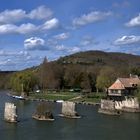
xmin=29 ymin=91 xmax=106 ymax=104
xmin=29 ymin=92 xmax=77 ymax=101
xmin=70 ymin=93 xmax=106 ymax=104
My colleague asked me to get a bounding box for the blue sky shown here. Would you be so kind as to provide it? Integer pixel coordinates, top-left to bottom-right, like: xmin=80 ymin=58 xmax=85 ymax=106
xmin=0 ymin=0 xmax=140 ymax=70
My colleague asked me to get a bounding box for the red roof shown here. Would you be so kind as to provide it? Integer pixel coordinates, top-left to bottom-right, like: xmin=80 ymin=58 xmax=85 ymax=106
xmin=108 ymin=79 xmax=125 ymax=90
xmin=118 ymin=77 xmax=140 ymax=87
xmin=108 ymin=77 xmax=140 ymax=90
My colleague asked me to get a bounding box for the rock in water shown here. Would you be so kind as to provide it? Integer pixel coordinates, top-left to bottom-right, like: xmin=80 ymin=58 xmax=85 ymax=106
xmin=4 ymin=102 xmax=17 ymax=122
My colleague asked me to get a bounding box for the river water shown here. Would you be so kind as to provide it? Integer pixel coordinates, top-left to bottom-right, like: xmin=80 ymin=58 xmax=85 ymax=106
xmin=0 ymin=91 xmax=140 ymax=140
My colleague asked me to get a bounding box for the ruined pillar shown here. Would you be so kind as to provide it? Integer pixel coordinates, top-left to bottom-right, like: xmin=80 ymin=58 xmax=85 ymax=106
xmin=4 ymin=102 xmax=17 ymax=122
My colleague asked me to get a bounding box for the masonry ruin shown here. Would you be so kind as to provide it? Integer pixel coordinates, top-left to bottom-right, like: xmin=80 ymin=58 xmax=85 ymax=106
xmin=4 ymin=102 xmax=17 ymax=122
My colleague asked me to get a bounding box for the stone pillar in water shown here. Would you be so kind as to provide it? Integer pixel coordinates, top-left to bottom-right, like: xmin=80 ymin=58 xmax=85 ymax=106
xmin=4 ymin=102 xmax=17 ymax=122
xmin=62 ymin=101 xmax=76 ymax=116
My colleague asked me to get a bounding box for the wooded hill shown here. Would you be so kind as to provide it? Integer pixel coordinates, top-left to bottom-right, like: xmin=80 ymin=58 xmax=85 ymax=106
xmin=36 ymin=50 xmax=140 ymax=92
xmin=57 ymin=51 xmax=140 ymax=67
xmin=2 ymin=51 xmax=140 ymax=93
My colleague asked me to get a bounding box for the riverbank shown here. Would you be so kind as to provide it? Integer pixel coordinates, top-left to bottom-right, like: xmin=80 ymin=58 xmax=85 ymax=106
xmin=29 ymin=92 xmax=102 ymax=105
xmin=8 ymin=91 xmax=102 ymax=106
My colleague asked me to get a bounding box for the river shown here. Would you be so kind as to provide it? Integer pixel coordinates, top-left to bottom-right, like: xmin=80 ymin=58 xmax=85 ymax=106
xmin=0 ymin=91 xmax=140 ymax=140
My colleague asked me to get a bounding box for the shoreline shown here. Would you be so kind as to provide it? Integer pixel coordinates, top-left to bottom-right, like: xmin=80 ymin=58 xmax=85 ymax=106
xmin=26 ymin=97 xmax=100 ymax=106
xmin=7 ymin=92 xmax=100 ymax=106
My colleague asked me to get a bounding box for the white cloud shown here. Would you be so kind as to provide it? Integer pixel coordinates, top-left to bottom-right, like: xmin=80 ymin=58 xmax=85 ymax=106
xmin=42 ymin=18 xmax=59 ymax=30
xmin=68 ymin=46 xmax=81 ymax=53
xmin=0 ymin=6 xmax=59 ymax=34
xmin=125 ymin=14 xmax=140 ymax=27
xmin=53 ymin=33 xmax=69 ymax=40
xmin=18 ymin=51 xmax=30 ymax=57
xmin=55 ymin=44 xmax=66 ymax=51
xmin=0 ymin=50 xmax=30 ymax=57
xmin=0 ymin=50 xmax=12 ymax=56
xmin=0 ymin=23 xmax=38 ymax=34
xmin=28 ymin=5 xmax=53 ymax=20
xmin=46 ymin=33 xmax=69 ymax=48
xmin=47 ymin=38 xmax=58 ymax=46
xmin=0 ymin=5 xmax=53 ymax=24
xmin=0 ymin=9 xmax=26 ymax=23
xmin=80 ymin=36 xmax=97 ymax=46
xmin=114 ymin=35 xmax=140 ymax=45
xmin=24 ymin=37 xmax=46 ymax=50
xmin=0 ymin=58 xmax=15 ymax=66
xmin=18 ymin=23 xmax=38 ymax=34
xmin=0 ymin=50 xmax=43 ymax=70
xmin=0 ymin=24 xmax=17 ymax=34
xmin=73 ymin=11 xmax=112 ymax=27
xmin=0 ymin=18 xmax=60 ymax=34
xmin=112 ymin=1 xmax=130 ymax=8
xmin=81 ymin=39 xmax=92 ymax=46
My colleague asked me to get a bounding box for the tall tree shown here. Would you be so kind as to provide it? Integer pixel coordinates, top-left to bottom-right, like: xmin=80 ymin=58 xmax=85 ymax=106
xmin=96 ymin=66 xmax=117 ymax=92
xmin=39 ymin=57 xmax=48 ymax=91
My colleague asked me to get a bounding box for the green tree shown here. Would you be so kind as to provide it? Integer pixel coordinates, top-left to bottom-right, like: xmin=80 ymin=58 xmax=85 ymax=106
xmin=38 ymin=58 xmax=64 ymax=91
xmin=130 ymin=67 xmax=140 ymax=76
xmin=88 ymin=72 xmax=97 ymax=92
xmin=39 ymin=57 xmax=48 ymax=91
xmin=96 ymin=66 xmax=117 ymax=92
xmin=10 ymin=71 xmax=38 ymax=95
xmin=64 ymin=65 xmax=83 ymax=89
xmin=80 ymin=72 xmax=91 ymax=90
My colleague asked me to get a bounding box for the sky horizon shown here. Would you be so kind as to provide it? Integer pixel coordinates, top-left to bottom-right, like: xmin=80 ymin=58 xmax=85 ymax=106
xmin=0 ymin=0 xmax=140 ymax=70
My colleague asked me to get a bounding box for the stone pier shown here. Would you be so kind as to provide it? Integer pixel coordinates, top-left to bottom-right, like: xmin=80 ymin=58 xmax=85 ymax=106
xmin=4 ymin=102 xmax=17 ymax=122
xmin=98 ymin=99 xmax=120 ymax=115
xmin=99 ymin=97 xmax=140 ymax=115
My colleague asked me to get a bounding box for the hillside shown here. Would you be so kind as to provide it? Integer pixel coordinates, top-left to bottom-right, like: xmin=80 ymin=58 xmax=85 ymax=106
xmin=36 ymin=50 xmax=140 ymax=91
xmin=57 ymin=50 xmax=140 ymax=67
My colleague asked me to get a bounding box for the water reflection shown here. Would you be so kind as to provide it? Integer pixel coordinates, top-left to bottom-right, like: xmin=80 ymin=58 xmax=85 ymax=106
xmin=122 ymin=112 xmax=140 ymax=120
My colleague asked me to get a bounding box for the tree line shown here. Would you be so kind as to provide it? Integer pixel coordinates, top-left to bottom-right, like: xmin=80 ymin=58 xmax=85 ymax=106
xmin=9 ymin=57 xmax=140 ymax=95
